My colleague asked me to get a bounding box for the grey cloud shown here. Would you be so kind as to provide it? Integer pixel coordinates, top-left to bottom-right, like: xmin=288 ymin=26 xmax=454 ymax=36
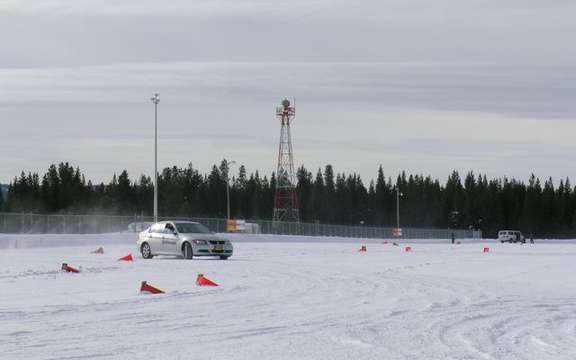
xmin=2 ymin=0 xmax=576 ymax=67
xmin=2 ymin=62 xmax=575 ymax=118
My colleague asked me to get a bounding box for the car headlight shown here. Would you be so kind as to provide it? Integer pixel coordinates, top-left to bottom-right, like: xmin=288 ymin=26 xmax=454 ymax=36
xmin=193 ymin=240 xmax=207 ymax=245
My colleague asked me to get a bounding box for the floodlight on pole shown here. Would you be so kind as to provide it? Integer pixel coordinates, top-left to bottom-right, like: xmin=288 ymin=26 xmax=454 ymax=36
xmin=150 ymin=93 xmax=160 ymax=223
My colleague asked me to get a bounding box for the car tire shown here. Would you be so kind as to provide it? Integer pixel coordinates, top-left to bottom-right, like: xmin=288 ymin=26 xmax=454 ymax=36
xmin=220 ymin=256 xmax=229 ymax=260
xmin=183 ymin=242 xmax=193 ymax=260
xmin=141 ymin=242 xmax=153 ymax=259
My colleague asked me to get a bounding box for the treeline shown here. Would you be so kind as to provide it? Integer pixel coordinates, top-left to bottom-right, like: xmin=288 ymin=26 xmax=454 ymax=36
xmin=3 ymin=161 xmax=576 ymax=238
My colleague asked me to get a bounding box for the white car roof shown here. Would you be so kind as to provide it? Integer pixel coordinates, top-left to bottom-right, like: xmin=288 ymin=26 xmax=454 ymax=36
xmin=155 ymin=221 xmax=200 ymax=224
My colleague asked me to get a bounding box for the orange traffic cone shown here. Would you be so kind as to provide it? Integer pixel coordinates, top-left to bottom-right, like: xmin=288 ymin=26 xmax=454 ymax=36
xmin=91 ymin=247 xmax=104 ymax=254
xmin=61 ymin=263 xmax=80 ymax=273
xmin=405 ymin=246 xmax=412 ymax=252
xmin=118 ymin=253 xmax=133 ymax=262
xmin=140 ymin=281 xmax=164 ymax=294
xmin=483 ymin=247 xmax=490 ymax=253
xmin=196 ymin=274 xmax=219 ymax=287
xmin=358 ymin=245 xmax=367 ymax=252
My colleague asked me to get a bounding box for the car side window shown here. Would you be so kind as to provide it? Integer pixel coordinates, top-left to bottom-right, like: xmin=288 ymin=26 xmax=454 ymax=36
xmin=150 ymin=224 xmax=164 ymax=233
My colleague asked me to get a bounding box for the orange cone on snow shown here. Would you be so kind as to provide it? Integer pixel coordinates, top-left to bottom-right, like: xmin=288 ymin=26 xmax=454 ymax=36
xmin=483 ymin=247 xmax=490 ymax=253
xmin=140 ymin=281 xmax=164 ymax=294
xmin=118 ymin=253 xmax=133 ymax=262
xmin=196 ymin=274 xmax=219 ymax=287
xmin=61 ymin=263 xmax=80 ymax=273
xmin=405 ymin=246 xmax=412 ymax=252
xmin=91 ymin=247 xmax=104 ymax=254
xmin=358 ymin=245 xmax=367 ymax=252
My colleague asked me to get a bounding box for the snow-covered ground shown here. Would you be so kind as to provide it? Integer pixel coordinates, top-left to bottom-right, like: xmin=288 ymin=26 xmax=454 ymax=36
xmin=1 ymin=235 xmax=576 ymax=359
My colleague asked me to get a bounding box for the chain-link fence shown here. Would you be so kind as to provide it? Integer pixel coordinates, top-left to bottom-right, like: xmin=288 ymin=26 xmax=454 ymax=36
xmin=0 ymin=212 xmax=481 ymax=239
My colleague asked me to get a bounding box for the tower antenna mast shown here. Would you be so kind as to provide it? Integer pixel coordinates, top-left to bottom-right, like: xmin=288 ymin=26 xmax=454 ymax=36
xmin=273 ymin=98 xmax=299 ymax=223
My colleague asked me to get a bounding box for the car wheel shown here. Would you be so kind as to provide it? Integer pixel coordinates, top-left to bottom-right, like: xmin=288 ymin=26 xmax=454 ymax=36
xmin=220 ymin=256 xmax=229 ymax=260
xmin=183 ymin=242 xmax=193 ymax=259
xmin=141 ymin=243 xmax=153 ymax=259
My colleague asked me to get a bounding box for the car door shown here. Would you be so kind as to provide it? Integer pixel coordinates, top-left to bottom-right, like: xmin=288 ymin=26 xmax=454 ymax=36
xmin=160 ymin=223 xmax=180 ymax=254
xmin=148 ymin=224 xmax=164 ymax=253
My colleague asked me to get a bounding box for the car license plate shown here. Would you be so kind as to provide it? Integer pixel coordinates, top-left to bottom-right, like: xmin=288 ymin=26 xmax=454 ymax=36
xmin=213 ymin=245 xmax=224 ymax=252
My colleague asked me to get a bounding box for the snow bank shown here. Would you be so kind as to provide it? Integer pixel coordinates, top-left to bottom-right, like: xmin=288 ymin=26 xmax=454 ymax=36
xmin=1 ymin=232 xmax=573 ymax=250
xmin=0 ymin=233 xmax=136 ymax=249
xmin=220 ymin=233 xmax=488 ymax=244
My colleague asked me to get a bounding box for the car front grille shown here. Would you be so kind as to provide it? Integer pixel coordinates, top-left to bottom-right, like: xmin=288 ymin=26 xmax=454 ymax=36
xmin=209 ymin=240 xmax=226 ymax=245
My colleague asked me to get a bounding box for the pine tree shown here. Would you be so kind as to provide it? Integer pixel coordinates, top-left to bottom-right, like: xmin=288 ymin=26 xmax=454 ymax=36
xmin=296 ymin=166 xmax=313 ymax=221
xmin=116 ymin=170 xmax=133 ymax=214
xmin=310 ymin=169 xmax=324 ymax=222
xmin=374 ymin=165 xmax=388 ymax=225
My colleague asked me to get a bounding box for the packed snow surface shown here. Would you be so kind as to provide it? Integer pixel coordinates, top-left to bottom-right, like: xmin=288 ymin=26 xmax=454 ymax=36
xmin=1 ymin=235 xmax=575 ymax=359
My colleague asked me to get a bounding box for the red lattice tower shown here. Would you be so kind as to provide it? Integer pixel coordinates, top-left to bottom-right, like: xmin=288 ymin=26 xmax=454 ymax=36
xmin=273 ymin=99 xmax=299 ymax=223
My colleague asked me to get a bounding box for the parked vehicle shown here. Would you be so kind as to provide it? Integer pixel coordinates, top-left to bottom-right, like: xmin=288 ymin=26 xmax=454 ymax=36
xmin=137 ymin=221 xmax=233 ymax=260
xmin=498 ymin=230 xmax=525 ymax=243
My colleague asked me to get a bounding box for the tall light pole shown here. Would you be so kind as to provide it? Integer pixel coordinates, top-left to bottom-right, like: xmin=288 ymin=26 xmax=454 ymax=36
xmin=225 ymin=160 xmax=236 ymax=220
xmin=396 ymin=186 xmax=403 ymax=229
xmin=150 ymin=93 xmax=160 ymax=223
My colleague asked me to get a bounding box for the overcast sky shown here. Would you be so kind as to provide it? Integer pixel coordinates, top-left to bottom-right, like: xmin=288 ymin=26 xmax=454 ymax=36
xmin=1 ymin=0 xmax=576 ymax=184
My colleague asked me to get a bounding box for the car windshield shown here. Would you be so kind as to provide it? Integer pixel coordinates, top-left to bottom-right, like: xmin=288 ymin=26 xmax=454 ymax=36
xmin=174 ymin=222 xmax=212 ymax=234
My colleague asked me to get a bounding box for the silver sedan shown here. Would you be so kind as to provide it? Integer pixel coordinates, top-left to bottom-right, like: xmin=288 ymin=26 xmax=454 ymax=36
xmin=137 ymin=221 xmax=233 ymax=260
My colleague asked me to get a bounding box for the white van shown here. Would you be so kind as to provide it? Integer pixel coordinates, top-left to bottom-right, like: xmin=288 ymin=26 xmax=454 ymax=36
xmin=498 ymin=230 xmax=525 ymax=243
